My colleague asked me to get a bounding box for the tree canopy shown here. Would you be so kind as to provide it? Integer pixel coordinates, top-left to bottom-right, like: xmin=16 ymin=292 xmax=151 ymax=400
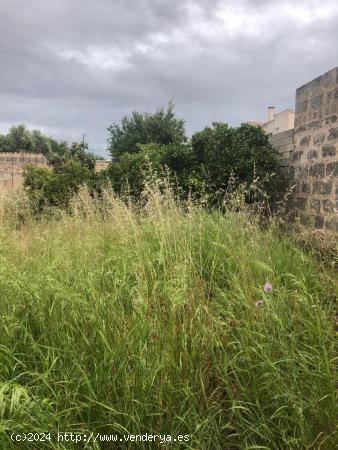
xmin=49 ymin=141 xmax=96 ymax=172
xmin=107 ymin=102 xmax=186 ymax=159
xmin=6 ymin=124 xmax=34 ymax=153
xmin=191 ymin=122 xmax=280 ymax=199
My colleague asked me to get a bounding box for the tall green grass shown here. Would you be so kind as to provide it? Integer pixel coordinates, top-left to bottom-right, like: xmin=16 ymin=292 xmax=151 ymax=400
xmin=0 ymin=188 xmax=336 ymax=449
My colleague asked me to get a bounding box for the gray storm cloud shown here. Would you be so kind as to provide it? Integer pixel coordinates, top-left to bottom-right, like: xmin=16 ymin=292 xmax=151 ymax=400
xmin=0 ymin=0 xmax=337 ymax=155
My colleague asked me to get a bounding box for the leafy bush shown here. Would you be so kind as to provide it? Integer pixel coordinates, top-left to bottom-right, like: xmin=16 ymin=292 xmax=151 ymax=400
xmin=24 ymin=160 xmax=107 ymax=212
xmin=191 ymin=122 xmax=281 ymax=204
xmin=107 ymin=114 xmax=281 ymax=205
xmin=107 ymin=142 xmax=196 ymax=200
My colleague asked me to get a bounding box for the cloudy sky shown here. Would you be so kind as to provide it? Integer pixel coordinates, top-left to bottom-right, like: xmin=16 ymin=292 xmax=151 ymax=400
xmin=1 ymin=0 xmax=337 ymax=156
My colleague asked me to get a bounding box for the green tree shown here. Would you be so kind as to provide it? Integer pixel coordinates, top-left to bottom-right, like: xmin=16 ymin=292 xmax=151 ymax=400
xmin=191 ymin=122 xmax=281 ymax=203
xmin=48 ymin=138 xmax=68 ymax=157
xmin=107 ymin=142 xmax=196 ymax=199
xmin=31 ymin=129 xmax=52 ymax=158
xmin=107 ymin=102 xmax=186 ymax=159
xmin=0 ymin=134 xmax=10 ymax=152
xmin=7 ymin=124 xmax=34 ymax=152
xmin=68 ymin=142 xmax=96 ymax=171
xmin=49 ymin=141 xmax=96 ymax=172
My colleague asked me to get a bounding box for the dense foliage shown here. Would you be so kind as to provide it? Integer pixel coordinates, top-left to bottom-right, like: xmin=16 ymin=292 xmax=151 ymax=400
xmin=24 ymin=161 xmax=92 ymax=212
xmin=107 ymin=106 xmax=281 ymax=204
xmin=23 ymin=142 xmax=105 ymax=211
xmin=20 ymin=103 xmax=281 ymax=211
xmin=49 ymin=141 xmax=96 ymax=172
xmin=107 ymin=142 xmax=195 ymax=199
xmin=107 ymin=102 xmax=187 ymax=159
xmin=191 ymin=122 xmax=281 ymax=202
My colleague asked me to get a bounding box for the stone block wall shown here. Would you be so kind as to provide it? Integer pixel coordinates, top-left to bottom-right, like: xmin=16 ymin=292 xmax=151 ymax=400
xmin=0 ymin=152 xmax=48 ymax=173
xmin=272 ymin=67 xmax=338 ymax=231
xmin=271 ymin=129 xmax=294 ymax=179
xmin=0 ymin=152 xmax=48 ymax=193
xmin=292 ymin=67 xmax=338 ymax=230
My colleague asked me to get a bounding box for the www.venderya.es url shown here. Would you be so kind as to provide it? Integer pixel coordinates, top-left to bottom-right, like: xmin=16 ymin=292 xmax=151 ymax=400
xmin=10 ymin=432 xmax=191 ymax=445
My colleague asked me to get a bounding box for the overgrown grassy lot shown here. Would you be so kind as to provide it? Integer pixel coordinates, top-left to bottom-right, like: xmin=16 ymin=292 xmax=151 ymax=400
xmin=0 ymin=189 xmax=337 ymax=449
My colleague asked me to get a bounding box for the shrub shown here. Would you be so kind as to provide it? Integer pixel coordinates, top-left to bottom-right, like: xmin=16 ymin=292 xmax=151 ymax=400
xmin=23 ymin=161 xmax=106 ymax=212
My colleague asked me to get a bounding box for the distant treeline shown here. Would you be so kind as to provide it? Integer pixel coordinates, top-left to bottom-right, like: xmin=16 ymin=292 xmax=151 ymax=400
xmin=0 ymin=124 xmax=69 ymax=158
xmin=0 ymin=123 xmax=104 ymax=162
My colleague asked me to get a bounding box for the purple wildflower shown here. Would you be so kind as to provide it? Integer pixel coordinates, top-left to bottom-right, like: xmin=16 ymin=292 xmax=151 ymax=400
xmin=263 ymin=282 xmax=273 ymax=293
xmin=255 ymin=300 xmax=264 ymax=307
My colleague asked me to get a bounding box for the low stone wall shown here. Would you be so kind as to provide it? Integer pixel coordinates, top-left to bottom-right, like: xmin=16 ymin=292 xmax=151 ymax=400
xmin=0 ymin=152 xmax=48 ymax=172
xmin=0 ymin=152 xmax=48 ymax=193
